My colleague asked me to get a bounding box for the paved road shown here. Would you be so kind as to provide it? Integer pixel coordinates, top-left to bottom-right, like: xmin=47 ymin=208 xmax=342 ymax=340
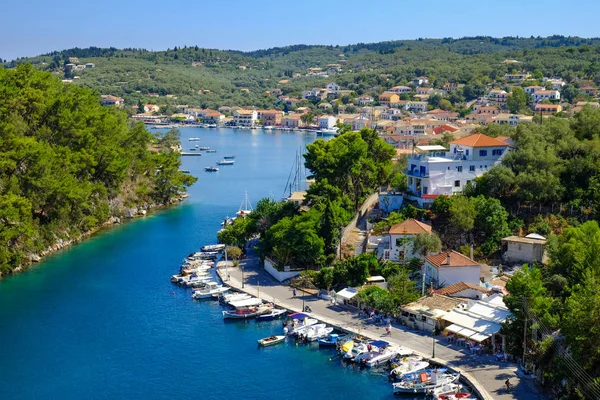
xmin=217 ymin=244 xmax=545 ymax=400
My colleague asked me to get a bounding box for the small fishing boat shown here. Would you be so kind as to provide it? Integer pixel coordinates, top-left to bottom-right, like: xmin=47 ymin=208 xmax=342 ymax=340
xmin=199 ymin=146 xmax=210 ymax=150
xmin=216 ymin=292 xmax=252 ymax=304
xmin=432 ymin=383 xmax=466 ymax=399
xmin=318 ymin=333 xmax=344 ymax=348
xmin=189 ymin=138 xmax=200 ymax=141
xmin=192 ymin=282 xmax=230 ymax=299
xmin=223 ymin=155 xmax=236 ymax=159
xmin=201 ymin=244 xmax=226 ymax=252
xmin=222 ymin=305 xmax=272 ymax=319
xmin=258 ymin=335 xmax=286 ymax=347
xmin=256 ymin=308 xmax=287 ymax=321
xmin=206 ymin=149 xmax=217 ymax=153
xmin=204 ymin=167 xmax=219 ymax=172
xmin=283 ymin=313 xmax=318 ymax=336
xmin=216 ymin=159 xmax=235 ymax=165
xmin=392 ymin=370 xmax=460 ymax=395
xmin=389 ymin=356 xmax=430 ymax=381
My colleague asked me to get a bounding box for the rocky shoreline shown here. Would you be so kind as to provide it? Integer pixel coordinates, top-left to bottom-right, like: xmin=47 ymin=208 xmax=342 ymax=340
xmin=5 ymin=195 xmax=188 ymax=277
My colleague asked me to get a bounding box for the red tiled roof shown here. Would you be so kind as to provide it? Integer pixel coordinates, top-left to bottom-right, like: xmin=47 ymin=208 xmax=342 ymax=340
xmin=425 ymin=250 xmax=479 ymax=268
xmin=389 ymin=219 xmax=432 ymax=235
xmin=450 ymin=133 xmax=508 ymax=148
xmin=437 ymin=281 xmax=489 ymax=295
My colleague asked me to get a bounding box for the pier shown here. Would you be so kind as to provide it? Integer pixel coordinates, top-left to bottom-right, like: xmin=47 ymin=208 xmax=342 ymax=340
xmin=216 ymin=244 xmax=546 ymax=400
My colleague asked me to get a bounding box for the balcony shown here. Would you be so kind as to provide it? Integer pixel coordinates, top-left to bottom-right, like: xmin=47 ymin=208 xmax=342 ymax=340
xmin=406 ymin=169 xmax=428 ymax=178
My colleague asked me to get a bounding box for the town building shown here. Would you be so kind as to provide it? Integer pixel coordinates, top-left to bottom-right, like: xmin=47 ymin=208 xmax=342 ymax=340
xmin=437 ymin=281 xmax=490 ymax=300
xmin=504 ymin=73 xmax=530 ymax=83
xmin=389 ymin=86 xmax=413 ymax=94
xmin=358 ymin=95 xmax=375 ymax=106
xmin=534 ymin=103 xmax=562 ymax=114
xmin=580 ymin=87 xmax=598 ymax=97
xmin=202 ymin=110 xmax=223 ymax=125
xmin=412 ymin=76 xmax=429 ymax=86
xmin=259 ymin=110 xmax=283 ymax=126
xmin=493 ymin=113 xmax=533 ymax=126
xmin=405 ymin=134 xmax=510 ymax=206
xmin=399 ymin=294 xmax=467 ymax=331
xmin=422 ymin=250 xmax=482 ymax=288
xmin=100 ymin=95 xmax=124 ymax=107
xmin=233 ymin=109 xmax=257 ymax=127
xmin=281 ymin=114 xmax=303 ymax=128
xmin=523 ymin=86 xmax=545 ymax=95
xmin=378 ymin=92 xmax=400 ymax=107
xmin=532 ymin=90 xmax=560 ymax=103
xmin=318 ymin=115 xmax=337 ymax=129
xmin=501 ymin=233 xmax=547 ymax=264
xmin=387 ymin=219 xmax=433 ymax=262
xmin=407 ymin=101 xmax=428 ymax=113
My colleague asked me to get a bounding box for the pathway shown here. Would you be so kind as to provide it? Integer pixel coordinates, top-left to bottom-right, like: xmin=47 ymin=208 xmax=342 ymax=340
xmin=216 ymin=245 xmax=545 ymax=400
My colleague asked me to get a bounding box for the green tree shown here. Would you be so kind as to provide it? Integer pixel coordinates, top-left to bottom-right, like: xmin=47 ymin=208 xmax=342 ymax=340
xmin=507 ymin=87 xmax=527 ymax=114
xmin=387 ymin=268 xmax=420 ymax=306
xmin=412 ymin=232 xmax=442 ymax=258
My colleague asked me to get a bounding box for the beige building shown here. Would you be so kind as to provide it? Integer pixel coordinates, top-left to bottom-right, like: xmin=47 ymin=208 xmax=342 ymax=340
xmin=501 ymin=234 xmax=547 ymax=264
xmin=233 ymin=109 xmax=257 ymax=126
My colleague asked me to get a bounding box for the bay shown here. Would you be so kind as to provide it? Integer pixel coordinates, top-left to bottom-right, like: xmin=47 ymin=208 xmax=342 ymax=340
xmin=0 ymin=128 xmax=395 ymax=400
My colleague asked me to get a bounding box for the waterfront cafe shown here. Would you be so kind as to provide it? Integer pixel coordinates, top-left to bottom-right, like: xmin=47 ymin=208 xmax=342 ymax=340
xmin=440 ymin=293 xmax=510 ymax=353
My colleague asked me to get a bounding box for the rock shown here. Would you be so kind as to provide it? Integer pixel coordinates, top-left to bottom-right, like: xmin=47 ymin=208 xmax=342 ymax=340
xmin=138 ymin=209 xmax=147 ymax=216
xmin=124 ymin=207 xmax=138 ymax=218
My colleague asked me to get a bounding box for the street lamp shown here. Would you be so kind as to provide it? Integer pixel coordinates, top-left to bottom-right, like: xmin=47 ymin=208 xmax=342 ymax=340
xmin=432 ymin=327 xmax=436 ymax=359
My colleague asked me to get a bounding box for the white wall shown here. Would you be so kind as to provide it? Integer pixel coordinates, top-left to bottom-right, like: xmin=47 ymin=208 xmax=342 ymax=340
xmin=422 ymin=263 xmax=481 ymax=288
xmin=389 ymin=234 xmax=417 ymax=261
xmin=264 ymin=258 xmax=300 ymax=282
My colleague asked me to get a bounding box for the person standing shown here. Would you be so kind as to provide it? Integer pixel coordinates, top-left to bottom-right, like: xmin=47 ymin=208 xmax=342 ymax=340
xmin=293 ymin=288 xmax=297 ymax=298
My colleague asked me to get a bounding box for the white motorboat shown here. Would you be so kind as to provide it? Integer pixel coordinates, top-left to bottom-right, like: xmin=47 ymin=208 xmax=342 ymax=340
xmin=201 ymin=244 xmax=226 ymax=252
xmin=223 ymin=155 xmax=236 ymax=159
xmin=257 ymin=335 xmax=285 ymax=346
xmin=392 ymin=370 xmax=460 ymax=395
xmin=304 ymin=325 xmax=334 ymax=342
xmin=189 ymin=137 xmax=200 ymax=141
xmin=389 ymin=356 xmax=430 ymax=380
xmin=284 ymin=317 xmax=318 ymax=336
xmin=216 ymin=159 xmax=235 ymax=165
xmin=217 ymin=292 xmax=252 ymax=304
xmin=343 ymin=342 xmax=370 ymax=360
xmin=192 ymin=282 xmax=230 ymax=299
xmin=358 ymin=343 xmax=401 ymax=367
xmin=431 ymin=383 xmax=465 ymax=399
xmin=222 ymin=305 xmax=271 ymax=319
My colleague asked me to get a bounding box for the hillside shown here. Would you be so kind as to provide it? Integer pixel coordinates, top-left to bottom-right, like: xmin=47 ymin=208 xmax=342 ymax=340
xmin=4 ymin=36 xmax=600 ymax=111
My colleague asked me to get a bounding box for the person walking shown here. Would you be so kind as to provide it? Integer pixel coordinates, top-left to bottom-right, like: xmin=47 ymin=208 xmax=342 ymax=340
xmin=293 ymin=288 xmax=297 ymax=298
xmin=505 ymin=379 xmax=511 ymax=392
xmin=386 ymin=323 xmax=392 ymax=336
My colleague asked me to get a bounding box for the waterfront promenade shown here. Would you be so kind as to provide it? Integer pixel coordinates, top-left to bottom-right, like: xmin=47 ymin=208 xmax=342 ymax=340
xmin=216 ymin=245 xmax=546 ymax=400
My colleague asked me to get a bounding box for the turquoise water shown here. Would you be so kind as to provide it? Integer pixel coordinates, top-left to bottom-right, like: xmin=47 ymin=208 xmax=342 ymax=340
xmin=0 ymin=128 xmax=396 ymax=400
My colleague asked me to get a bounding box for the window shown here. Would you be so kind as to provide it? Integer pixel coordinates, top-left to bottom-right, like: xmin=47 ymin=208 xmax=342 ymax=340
xmin=469 ymin=165 xmax=475 ymax=172
xmin=408 ymin=177 xmax=413 ymax=185
xmin=454 ymin=180 xmax=460 ymax=187
xmin=492 ymin=149 xmax=504 ymax=156
xmin=457 ymin=166 xmax=463 ymax=172
xmin=447 ymin=166 xmax=450 ymax=170
xmin=479 ymin=150 xmax=488 ymax=156
xmin=423 ymin=187 xmax=428 ymax=194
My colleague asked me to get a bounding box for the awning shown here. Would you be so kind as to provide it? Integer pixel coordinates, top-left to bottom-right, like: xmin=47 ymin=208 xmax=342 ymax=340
xmin=457 ymin=327 xmax=477 ymax=338
xmin=470 ymin=333 xmax=490 ymax=342
xmin=370 ymin=340 xmax=389 ymax=348
xmin=416 ymin=145 xmax=447 ymax=151
xmin=336 ymin=287 xmax=358 ymax=300
xmin=445 ymin=324 xmax=463 ymax=335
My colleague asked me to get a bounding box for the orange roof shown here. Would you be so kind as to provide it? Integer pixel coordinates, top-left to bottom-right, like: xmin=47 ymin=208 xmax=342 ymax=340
xmin=425 ymin=250 xmax=479 ymax=268
xmin=389 ymin=219 xmax=432 ymax=235
xmin=450 ymin=133 xmax=508 ymax=148
xmin=437 ymin=281 xmax=489 ymax=295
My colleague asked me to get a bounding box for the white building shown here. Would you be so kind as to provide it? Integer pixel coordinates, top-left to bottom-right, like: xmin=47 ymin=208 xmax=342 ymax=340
xmin=422 ymin=250 xmax=481 ymax=288
xmin=318 ymin=115 xmax=337 ymax=129
xmin=532 ymin=90 xmax=560 ymax=103
xmin=233 ymin=109 xmax=257 ymax=126
xmin=544 ymin=78 xmax=566 ymax=90
xmin=387 ymin=219 xmax=433 ymax=262
xmin=326 ymin=82 xmax=340 ymax=93
xmin=100 ymin=95 xmax=124 ymax=107
xmin=407 ymin=101 xmax=428 ymax=113
xmin=389 ymin=85 xmax=412 ymax=94
xmin=501 ymin=233 xmax=547 ymax=264
xmin=405 ymin=134 xmax=510 ymax=206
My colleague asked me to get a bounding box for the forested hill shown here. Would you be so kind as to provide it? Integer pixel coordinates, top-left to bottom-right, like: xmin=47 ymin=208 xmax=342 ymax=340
xmin=4 ymin=36 xmax=600 ymax=111
xmin=0 ymin=65 xmax=196 ymax=275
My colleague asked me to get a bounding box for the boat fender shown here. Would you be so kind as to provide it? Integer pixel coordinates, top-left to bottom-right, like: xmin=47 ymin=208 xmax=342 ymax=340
xmin=283 ymin=327 xmax=289 ymax=335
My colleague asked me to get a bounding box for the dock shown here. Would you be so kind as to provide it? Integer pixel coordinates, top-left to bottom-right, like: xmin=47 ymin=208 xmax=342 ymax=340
xmin=214 ymin=247 xmax=544 ymax=400
xmin=180 ymin=152 xmax=203 ymax=156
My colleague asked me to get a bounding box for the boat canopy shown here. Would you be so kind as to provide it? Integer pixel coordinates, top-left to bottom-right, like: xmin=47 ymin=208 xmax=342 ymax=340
xmin=369 ymin=340 xmax=389 ymax=348
xmin=229 ymin=298 xmax=263 ymax=308
xmin=288 ymin=312 xmax=310 ymax=319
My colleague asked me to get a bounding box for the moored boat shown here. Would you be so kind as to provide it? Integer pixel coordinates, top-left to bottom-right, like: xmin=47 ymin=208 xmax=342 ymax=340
xmin=204 ymin=167 xmax=219 ymax=172
xmin=392 ymin=370 xmax=460 ymax=395
xmin=189 ymin=137 xmax=200 ymax=141
xmin=255 ymin=308 xmax=287 ymax=321
xmin=223 ymin=155 xmax=236 ymax=159
xmin=318 ymin=333 xmax=345 ymax=348
xmin=192 ymin=282 xmax=230 ymax=299
xmin=258 ymin=335 xmax=286 ymax=347
xmin=216 ymin=159 xmax=235 ymax=165
xmin=201 ymin=244 xmax=226 ymax=252
xmin=222 ymin=304 xmax=272 ymax=319
xmin=389 ymin=356 xmax=430 ymax=381
xmin=205 ymin=149 xmax=217 ymax=153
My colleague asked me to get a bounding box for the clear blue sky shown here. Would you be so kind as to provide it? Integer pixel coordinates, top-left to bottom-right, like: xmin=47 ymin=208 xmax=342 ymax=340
xmin=2 ymin=0 xmax=599 ymax=61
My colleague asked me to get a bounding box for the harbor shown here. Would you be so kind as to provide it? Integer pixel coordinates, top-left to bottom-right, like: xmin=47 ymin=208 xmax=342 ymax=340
xmin=0 ymin=128 xmax=537 ymax=399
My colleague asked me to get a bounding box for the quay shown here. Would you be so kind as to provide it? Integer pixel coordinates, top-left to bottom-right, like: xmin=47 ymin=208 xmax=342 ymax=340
xmin=215 ymin=245 xmax=546 ymax=400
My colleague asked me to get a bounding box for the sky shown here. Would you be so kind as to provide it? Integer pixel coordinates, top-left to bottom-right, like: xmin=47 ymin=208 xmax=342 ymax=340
xmin=2 ymin=0 xmax=600 ymax=61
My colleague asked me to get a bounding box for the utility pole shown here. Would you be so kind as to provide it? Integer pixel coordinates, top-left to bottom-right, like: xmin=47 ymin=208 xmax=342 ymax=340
xmin=432 ymin=326 xmax=436 ymax=358
xmin=522 ymin=297 xmax=527 ymax=366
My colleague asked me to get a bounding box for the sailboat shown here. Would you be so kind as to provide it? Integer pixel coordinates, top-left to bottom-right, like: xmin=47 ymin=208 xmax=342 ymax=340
xmin=282 ymin=149 xmax=307 ymax=201
xmin=236 ymin=192 xmax=253 ymax=217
